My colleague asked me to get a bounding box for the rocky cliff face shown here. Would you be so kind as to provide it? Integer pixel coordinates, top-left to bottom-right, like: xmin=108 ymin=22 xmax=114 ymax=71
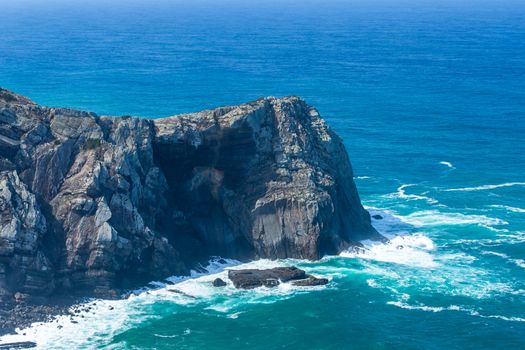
xmin=0 ymin=88 xmax=380 ymax=301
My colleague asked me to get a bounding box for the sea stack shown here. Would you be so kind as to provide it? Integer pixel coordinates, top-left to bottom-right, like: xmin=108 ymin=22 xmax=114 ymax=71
xmin=0 ymin=88 xmax=380 ymax=301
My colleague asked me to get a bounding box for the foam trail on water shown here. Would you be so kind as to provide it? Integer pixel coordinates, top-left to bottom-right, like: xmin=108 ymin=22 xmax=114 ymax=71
xmin=387 ymin=301 xmax=525 ymax=323
xmin=439 ymin=161 xmax=455 ymax=169
xmin=444 ymin=182 xmax=525 ymax=192
xmin=482 ymin=251 xmax=525 ymax=269
xmin=489 ymin=205 xmax=525 ymax=213
xmin=385 ymin=184 xmax=439 ymax=205
xmin=399 ymin=210 xmax=507 ymax=228
xmin=387 ymin=301 xmax=461 ymax=313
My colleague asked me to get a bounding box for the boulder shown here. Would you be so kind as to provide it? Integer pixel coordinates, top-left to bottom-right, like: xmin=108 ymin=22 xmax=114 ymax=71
xmin=212 ymin=278 xmax=227 ymax=287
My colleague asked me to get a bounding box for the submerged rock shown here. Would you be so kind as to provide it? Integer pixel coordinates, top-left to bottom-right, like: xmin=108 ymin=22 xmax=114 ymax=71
xmin=291 ymin=276 xmax=329 ymax=287
xmin=0 ymin=87 xmax=381 ymax=304
xmin=372 ymin=214 xmax=383 ymax=220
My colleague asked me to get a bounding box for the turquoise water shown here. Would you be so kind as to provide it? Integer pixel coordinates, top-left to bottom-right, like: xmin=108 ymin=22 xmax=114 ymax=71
xmin=1 ymin=0 xmax=525 ymax=348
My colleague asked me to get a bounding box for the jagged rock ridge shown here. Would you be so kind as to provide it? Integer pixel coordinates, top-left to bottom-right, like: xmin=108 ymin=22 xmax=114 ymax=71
xmin=0 ymin=88 xmax=380 ymax=300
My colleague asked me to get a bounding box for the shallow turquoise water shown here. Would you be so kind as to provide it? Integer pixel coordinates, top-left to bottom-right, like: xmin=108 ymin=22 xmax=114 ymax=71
xmin=1 ymin=0 xmax=525 ymax=349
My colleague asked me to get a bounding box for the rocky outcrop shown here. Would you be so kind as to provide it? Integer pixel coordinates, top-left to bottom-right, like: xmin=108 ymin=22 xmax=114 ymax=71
xmin=0 ymin=87 xmax=380 ymax=302
xmin=227 ymin=267 xmax=328 ymax=289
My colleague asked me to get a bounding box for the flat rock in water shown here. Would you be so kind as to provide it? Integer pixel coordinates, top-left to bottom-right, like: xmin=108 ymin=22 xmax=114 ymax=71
xmin=291 ymin=276 xmax=329 ymax=287
xmin=228 ymin=267 xmax=320 ymax=289
xmin=0 ymin=342 xmax=37 ymax=349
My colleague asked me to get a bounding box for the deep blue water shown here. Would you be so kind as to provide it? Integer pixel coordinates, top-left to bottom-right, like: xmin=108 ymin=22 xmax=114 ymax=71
xmin=1 ymin=0 xmax=525 ymax=349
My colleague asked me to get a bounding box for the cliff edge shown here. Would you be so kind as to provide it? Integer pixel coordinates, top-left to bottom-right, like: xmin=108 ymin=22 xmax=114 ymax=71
xmin=0 ymin=88 xmax=381 ymax=301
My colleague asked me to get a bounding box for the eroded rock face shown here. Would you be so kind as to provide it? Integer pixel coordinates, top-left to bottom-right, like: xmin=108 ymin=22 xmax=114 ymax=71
xmin=0 ymin=88 xmax=380 ymax=300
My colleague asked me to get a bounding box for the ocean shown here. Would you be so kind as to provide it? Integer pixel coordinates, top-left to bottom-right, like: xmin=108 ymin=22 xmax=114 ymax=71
xmin=1 ymin=0 xmax=525 ymax=348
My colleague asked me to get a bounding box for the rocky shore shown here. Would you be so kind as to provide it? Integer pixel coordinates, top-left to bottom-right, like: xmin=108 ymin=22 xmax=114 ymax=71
xmin=0 ymin=88 xmax=381 ymax=334
xmin=0 ymin=298 xmax=74 ymax=337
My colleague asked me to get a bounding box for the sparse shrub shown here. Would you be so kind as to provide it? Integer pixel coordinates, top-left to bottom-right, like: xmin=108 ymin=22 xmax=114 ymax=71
xmin=0 ymin=90 xmax=17 ymax=102
xmin=83 ymin=138 xmax=101 ymax=150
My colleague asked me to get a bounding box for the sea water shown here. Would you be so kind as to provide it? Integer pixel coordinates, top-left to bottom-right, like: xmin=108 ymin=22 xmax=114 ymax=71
xmin=1 ymin=0 xmax=524 ymax=348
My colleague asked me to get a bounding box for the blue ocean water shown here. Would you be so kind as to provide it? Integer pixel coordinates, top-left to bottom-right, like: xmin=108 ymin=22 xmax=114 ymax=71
xmin=1 ymin=0 xmax=525 ymax=348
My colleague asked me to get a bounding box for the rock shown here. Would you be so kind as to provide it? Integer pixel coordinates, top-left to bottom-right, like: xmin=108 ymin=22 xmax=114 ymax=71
xmin=212 ymin=278 xmax=227 ymax=287
xmin=228 ymin=267 xmax=308 ymax=289
xmin=14 ymin=292 xmax=28 ymax=303
xmin=0 ymin=341 xmax=37 ymax=349
xmin=372 ymin=214 xmax=383 ymax=220
xmin=0 ymin=88 xmax=381 ymax=307
xmin=167 ymin=289 xmax=197 ymax=299
xmin=291 ymin=275 xmax=329 ymax=287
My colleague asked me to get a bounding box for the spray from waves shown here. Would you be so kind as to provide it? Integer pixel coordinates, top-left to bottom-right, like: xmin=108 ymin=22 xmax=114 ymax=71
xmin=489 ymin=205 xmax=525 ymax=213
xmin=341 ymin=208 xmax=439 ymax=268
xmin=0 ymin=258 xmax=331 ymax=349
xmin=387 ymin=301 xmax=525 ymax=322
xmin=444 ymin=182 xmax=525 ymax=192
xmin=344 ymin=208 xmax=519 ymax=300
xmin=439 ymin=161 xmax=455 ymax=169
xmin=340 ymin=235 xmax=438 ymax=268
xmin=384 ymin=184 xmax=440 ymax=205
xmin=354 ymin=207 xmax=505 ymax=268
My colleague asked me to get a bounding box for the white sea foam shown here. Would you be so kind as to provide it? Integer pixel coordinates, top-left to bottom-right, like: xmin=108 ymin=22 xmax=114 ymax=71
xmin=353 ymin=208 xmax=519 ymax=300
xmin=387 ymin=301 xmax=461 ymax=313
xmin=489 ymin=205 xmax=525 ymax=213
xmin=444 ymin=182 xmax=525 ymax=192
xmin=385 ymin=184 xmax=439 ymax=205
xmin=398 ymin=210 xmax=507 ymax=228
xmin=227 ymin=311 xmax=244 ymax=319
xmin=439 ymin=161 xmax=455 ymax=169
xmin=341 ymin=234 xmax=438 ymax=268
xmin=154 ymin=334 xmax=180 ymax=338
xmin=472 ymin=313 xmax=525 ymax=323
xmin=354 ymin=176 xmax=372 ymax=180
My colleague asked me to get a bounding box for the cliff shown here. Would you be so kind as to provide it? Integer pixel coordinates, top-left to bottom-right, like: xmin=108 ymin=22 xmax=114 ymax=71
xmin=0 ymin=88 xmax=380 ymax=301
